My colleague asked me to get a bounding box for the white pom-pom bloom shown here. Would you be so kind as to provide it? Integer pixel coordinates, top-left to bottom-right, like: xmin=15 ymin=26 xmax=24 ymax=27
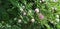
xmin=40 ymin=1 xmax=42 ymax=3
xmin=56 ymin=18 xmax=59 ymax=22
xmin=18 ymin=19 xmax=22 ymax=23
xmin=23 ymin=12 xmax=26 ymax=15
xmin=52 ymin=7 xmax=57 ymax=10
xmin=56 ymin=15 xmax=59 ymax=18
xmin=31 ymin=19 xmax=35 ymax=23
xmin=22 ymin=6 xmax=25 ymax=9
xmin=18 ymin=4 xmax=24 ymax=11
xmin=35 ymin=8 xmax=39 ymax=13
xmin=53 ymin=0 xmax=58 ymax=2
xmin=42 ymin=0 xmax=45 ymax=2
xmin=20 ymin=7 xmax=23 ymax=11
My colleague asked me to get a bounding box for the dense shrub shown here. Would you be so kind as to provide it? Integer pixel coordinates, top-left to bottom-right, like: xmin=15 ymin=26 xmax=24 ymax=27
xmin=0 ymin=0 xmax=60 ymax=29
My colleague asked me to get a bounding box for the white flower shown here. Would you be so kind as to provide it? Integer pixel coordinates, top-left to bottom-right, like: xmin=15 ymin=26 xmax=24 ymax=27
xmin=40 ymin=1 xmax=42 ymax=3
xmin=22 ymin=6 xmax=25 ymax=9
xmin=23 ymin=12 xmax=26 ymax=15
xmin=56 ymin=18 xmax=59 ymax=22
xmin=52 ymin=7 xmax=57 ymax=10
xmin=18 ymin=19 xmax=22 ymax=23
xmin=53 ymin=0 xmax=58 ymax=2
xmin=35 ymin=8 xmax=39 ymax=13
xmin=56 ymin=15 xmax=59 ymax=18
xmin=20 ymin=7 xmax=23 ymax=11
xmin=42 ymin=0 xmax=45 ymax=2
xmin=31 ymin=19 xmax=35 ymax=23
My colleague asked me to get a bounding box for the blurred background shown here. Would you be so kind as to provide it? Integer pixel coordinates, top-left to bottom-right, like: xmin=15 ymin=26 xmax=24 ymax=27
xmin=0 ymin=0 xmax=60 ymax=29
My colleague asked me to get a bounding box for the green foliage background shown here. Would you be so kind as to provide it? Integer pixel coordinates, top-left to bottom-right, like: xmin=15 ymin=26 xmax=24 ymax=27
xmin=0 ymin=0 xmax=60 ymax=29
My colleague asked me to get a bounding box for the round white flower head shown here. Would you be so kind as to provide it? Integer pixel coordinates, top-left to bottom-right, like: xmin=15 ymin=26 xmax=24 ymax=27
xmin=22 ymin=6 xmax=25 ymax=9
xmin=18 ymin=19 xmax=22 ymax=23
xmin=56 ymin=15 xmax=59 ymax=18
xmin=35 ymin=8 xmax=39 ymax=13
xmin=20 ymin=7 xmax=23 ymax=11
xmin=23 ymin=12 xmax=26 ymax=15
xmin=52 ymin=7 xmax=57 ymax=10
xmin=56 ymin=18 xmax=59 ymax=22
xmin=53 ymin=0 xmax=58 ymax=2
xmin=40 ymin=1 xmax=42 ymax=3
xmin=31 ymin=19 xmax=35 ymax=23
xmin=42 ymin=0 xmax=45 ymax=2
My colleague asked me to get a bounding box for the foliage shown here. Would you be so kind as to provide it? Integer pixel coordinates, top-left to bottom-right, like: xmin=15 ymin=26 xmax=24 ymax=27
xmin=0 ymin=0 xmax=60 ymax=29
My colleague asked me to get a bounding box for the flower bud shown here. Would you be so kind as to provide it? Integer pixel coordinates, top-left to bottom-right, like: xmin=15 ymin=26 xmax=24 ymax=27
xmin=39 ymin=13 xmax=44 ymax=19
